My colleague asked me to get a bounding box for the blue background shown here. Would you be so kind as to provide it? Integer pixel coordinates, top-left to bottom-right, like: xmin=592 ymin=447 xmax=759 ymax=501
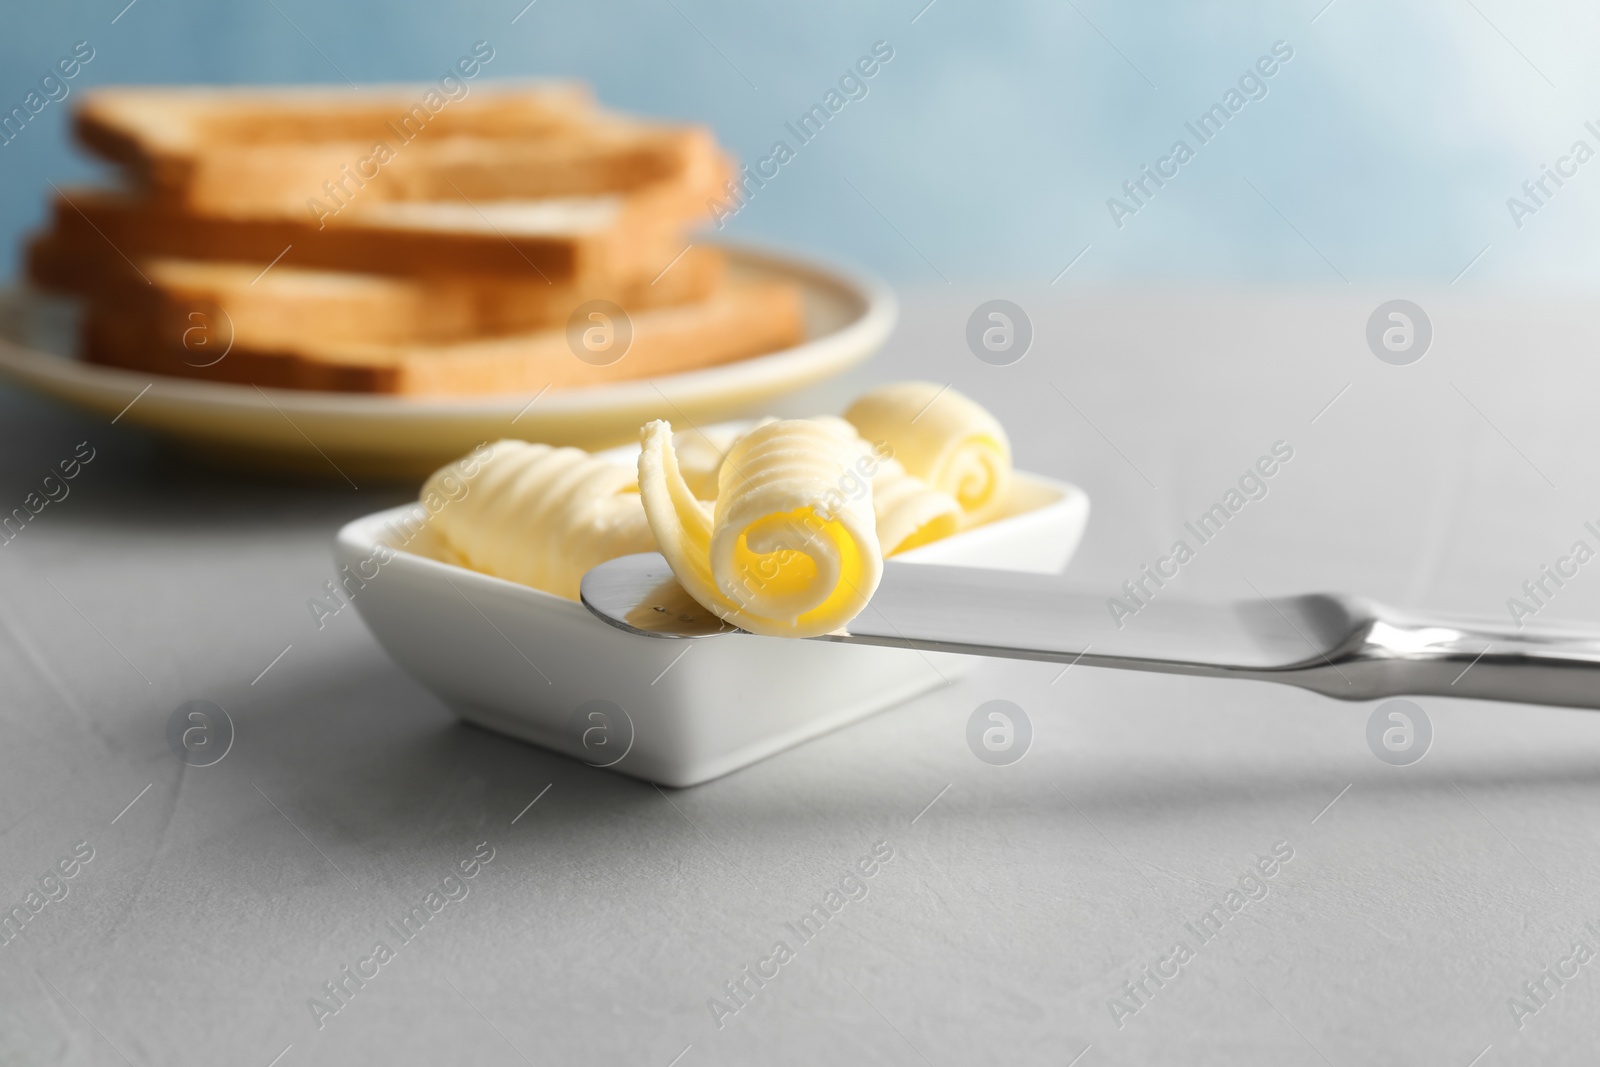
xmin=1 ymin=0 xmax=1593 ymax=288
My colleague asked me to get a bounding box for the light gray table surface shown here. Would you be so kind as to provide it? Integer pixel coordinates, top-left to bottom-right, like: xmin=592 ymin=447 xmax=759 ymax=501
xmin=2 ymin=287 xmax=1598 ymax=1066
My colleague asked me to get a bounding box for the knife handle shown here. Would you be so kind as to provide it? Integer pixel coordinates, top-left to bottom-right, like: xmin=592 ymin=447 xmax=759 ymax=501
xmin=1300 ymin=613 xmax=1600 ymax=709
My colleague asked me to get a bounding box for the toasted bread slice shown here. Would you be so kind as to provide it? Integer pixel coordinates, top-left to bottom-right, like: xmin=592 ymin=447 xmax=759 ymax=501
xmin=29 ymin=236 xmax=725 ymax=343
xmin=76 ymin=83 xmax=729 ymax=222
xmin=166 ymin=125 xmax=727 ymax=220
xmin=83 ymin=278 xmax=806 ymax=395
xmin=76 ymin=81 xmax=596 ymax=185
xmin=44 ymin=186 xmax=696 ymax=283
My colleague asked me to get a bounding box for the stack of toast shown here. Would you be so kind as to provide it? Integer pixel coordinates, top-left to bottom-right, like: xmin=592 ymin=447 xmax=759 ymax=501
xmin=27 ymin=82 xmax=804 ymax=395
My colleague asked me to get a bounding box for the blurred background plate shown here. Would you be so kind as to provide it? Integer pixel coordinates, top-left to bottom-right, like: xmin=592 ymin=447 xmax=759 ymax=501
xmin=0 ymin=242 xmax=894 ymax=482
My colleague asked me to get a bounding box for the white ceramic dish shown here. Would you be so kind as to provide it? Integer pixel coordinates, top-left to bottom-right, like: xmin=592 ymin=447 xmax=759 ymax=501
xmin=0 ymin=243 xmax=895 ymax=480
xmin=336 ymin=460 xmax=1090 ymax=786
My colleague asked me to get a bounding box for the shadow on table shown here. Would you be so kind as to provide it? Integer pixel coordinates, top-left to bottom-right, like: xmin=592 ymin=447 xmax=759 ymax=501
xmin=226 ymin=650 xmax=1600 ymax=859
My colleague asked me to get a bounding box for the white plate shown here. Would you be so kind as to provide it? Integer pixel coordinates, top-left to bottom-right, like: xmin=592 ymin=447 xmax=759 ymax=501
xmin=0 ymin=243 xmax=895 ymax=481
xmin=336 ymin=466 xmax=1089 ymax=786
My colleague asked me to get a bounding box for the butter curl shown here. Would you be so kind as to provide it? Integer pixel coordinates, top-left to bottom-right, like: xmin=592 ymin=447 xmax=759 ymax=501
xmin=425 ymin=439 xmax=655 ymax=600
xmin=637 ymin=418 xmax=883 ymax=638
xmin=845 ymin=381 xmax=1012 ymax=526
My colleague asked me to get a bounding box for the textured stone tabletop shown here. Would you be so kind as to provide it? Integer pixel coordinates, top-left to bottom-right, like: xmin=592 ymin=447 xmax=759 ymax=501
xmin=1 ymin=287 xmax=1597 ymax=1066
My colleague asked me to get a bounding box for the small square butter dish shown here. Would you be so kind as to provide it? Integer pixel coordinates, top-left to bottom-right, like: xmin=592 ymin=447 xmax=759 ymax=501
xmin=336 ymin=455 xmax=1088 ymax=786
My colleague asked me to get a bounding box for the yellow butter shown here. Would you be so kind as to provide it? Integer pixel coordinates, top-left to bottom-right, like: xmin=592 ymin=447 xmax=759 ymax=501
xmin=676 ymin=413 xmax=961 ymax=557
xmin=637 ymin=418 xmax=882 ymax=638
xmin=672 ymin=424 xmax=748 ymax=501
xmin=424 ymin=439 xmax=655 ymax=600
xmin=870 ymin=455 xmax=962 ymax=553
xmin=845 ymin=381 xmax=1012 ymax=526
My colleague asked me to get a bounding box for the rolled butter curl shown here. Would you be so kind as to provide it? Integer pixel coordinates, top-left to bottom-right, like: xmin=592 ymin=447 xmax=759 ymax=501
xmin=637 ymin=418 xmax=882 ymax=638
xmin=672 ymin=424 xmax=747 ymax=501
xmin=871 ymin=456 xmax=962 ymax=554
xmin=845 ymin=381 xmax=1012 ymax=526
xmin=661 ymin=413 xmax=959 ymax=557
xmin=775 ymin=415 xmax=960 ymax=556
xmin=425 ymin=439 xmax=655 ymax=600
